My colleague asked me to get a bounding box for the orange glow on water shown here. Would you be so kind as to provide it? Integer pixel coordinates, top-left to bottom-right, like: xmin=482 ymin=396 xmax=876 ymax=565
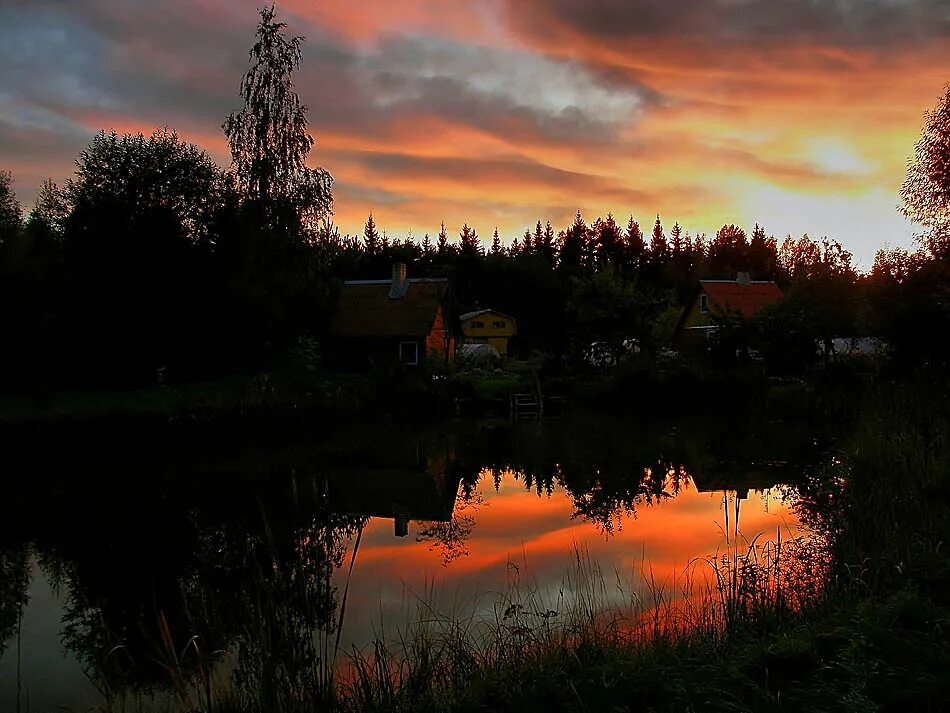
xmin=335 ymin=468 xmax=797 ymax=648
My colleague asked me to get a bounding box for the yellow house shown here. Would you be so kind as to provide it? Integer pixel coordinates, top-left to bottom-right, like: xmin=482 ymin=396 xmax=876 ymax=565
xmin=459 ymin=309 xmax=517 ymax=355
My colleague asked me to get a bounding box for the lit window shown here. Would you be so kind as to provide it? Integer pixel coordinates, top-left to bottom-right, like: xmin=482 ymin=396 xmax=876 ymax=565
xmin=492 ymin=320 xmax=506 ymax=328
xmin=399 ymin=341 xmax=419 ymax=365
xmin=700 ymin=294 xmax=709 ymax=314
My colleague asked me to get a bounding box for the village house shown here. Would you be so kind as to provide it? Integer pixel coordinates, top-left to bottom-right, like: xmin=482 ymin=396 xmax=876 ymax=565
xmin=459 ymin=309 xmax=518 ymax=356
xmin=329 ymin=263 xmax=456 ymax=368
xmin=676 ymin=273 xmax=783 ymax=341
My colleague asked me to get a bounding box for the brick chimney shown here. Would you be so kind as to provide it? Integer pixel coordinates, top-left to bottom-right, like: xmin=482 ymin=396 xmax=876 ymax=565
xmin=736 ymin=271 xmax=752 ymax=286
xmin=389 ymin=262 xmax=408 ymax=299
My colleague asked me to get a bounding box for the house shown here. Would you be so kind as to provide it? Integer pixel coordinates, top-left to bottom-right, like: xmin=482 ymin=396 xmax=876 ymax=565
xmin=325 ymin=466 xmax=461 ymax=537
xmin=677 ymin=273 xmax=783 ymax=340
xmin=329 ymin=263 xmax=456 ymax=368
xmin=459 ymin=309 xmax=518 ymax=356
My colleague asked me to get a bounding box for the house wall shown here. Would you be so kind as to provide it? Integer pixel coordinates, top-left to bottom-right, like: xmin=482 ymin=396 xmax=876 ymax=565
xmin=680 ymin=291 xmax=717 ymax=331
xmin=460 ymin=312 xmax=517 ymax=355
xmin=426 ymin=308 xmax=454 ymax=364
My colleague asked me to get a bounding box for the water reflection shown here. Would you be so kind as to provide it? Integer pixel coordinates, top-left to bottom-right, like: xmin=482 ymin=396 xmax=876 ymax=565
xmin=0 ymin=413 xmax=820 ymax=709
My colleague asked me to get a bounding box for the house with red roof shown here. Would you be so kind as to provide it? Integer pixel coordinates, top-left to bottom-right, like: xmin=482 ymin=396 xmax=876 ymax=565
xmin=676 ymin=273 xmax=783 ymax=340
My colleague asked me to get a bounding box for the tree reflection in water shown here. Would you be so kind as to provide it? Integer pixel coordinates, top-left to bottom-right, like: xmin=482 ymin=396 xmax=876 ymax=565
xmin=0 ymin=413 xmax=821 ymax=706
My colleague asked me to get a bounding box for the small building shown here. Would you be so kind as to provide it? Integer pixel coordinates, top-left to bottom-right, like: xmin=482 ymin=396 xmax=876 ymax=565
xmin=677 ymin=273 xmax=783 ymax=340
xmin=329 ymin=263 xmax=456 ymax=368
xmin=459 ymin=309 xmax=518 ymax=356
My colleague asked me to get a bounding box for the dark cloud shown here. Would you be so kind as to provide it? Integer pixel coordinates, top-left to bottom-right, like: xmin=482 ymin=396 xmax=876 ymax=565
xmin=504 ymin=0 xmax=950 ymax=48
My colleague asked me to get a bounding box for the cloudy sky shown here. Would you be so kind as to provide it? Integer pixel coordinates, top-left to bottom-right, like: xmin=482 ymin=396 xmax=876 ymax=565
xmin=2 ymin=0 xmax=949 ymax=265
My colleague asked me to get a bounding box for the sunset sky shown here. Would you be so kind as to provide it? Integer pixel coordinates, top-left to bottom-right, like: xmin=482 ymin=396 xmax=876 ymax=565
xmin=2 ymin=0 xmax=949 ymax=266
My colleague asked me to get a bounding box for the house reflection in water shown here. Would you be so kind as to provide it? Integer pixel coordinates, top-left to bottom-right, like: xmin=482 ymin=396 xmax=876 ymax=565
xmin=323 ymin=453 xmax=462 ymax=537
xmin=691 ymin=461 xmax=789 ymax=543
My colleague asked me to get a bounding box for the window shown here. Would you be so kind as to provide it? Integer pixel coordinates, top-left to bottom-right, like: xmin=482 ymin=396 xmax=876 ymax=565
xmin=398 ymin=341 xmax=419 ymax=365
xmin=471 ymin=320 xmax=485 ymax=328
xmin=700 ymin=294 xmax=709 ymax=314
xmin=492 ymin=320 xmax=506 ymax=329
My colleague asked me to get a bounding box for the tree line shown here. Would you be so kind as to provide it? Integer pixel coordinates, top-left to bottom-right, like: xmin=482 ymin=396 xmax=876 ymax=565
xmin=1 ymin=6 xmax=949 ymax=393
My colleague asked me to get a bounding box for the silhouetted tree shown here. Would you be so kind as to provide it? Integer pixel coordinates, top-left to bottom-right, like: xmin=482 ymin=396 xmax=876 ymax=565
xmin=223 ymin=5 xmax=332 ymax=231
xmin=437 ymin=221 xmax=449 ymax=255
xmin=490 ymin=227 xmax=502 ymax=256
xmin=0 ymin=170 xmax=22 ymax=246
xmin=649 ymin=214 xmax=669 ymax=265
xmin=901 ymin=85 xmax=950 ymax=256
xmin=559 ymin=210 xmax=588 ymax=273
xmin=363 ymin=213 xmax=380 ymax=255
xmin=539 ymin=220 xmax=557 ymax=264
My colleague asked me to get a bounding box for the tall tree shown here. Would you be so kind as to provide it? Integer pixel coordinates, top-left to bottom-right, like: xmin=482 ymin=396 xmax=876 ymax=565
xmin=490 ymin=227 xmax=502 ymax=256
xmin=223 ymin=5 xmax=332 ymax=229
xmin=459 ymin=223 xmax=480 ymax=256
xmin=27 ymin=179 xmax=69 ymax=239
xmin=559 ymin=210 xmax=588 ymax=272
xmin=437 ymin=221 xmax=449 ymax=255
xmin=363 ymin=213 xmax=380 ymax=255
xmin=901 ymin=86 xmax=950 ymax=255
xmin=594 ymin=213 xmax=623 ymax=268
xmin=649 ymin=214 xmax=669 ymax=264
xmin=540 ymin=220 xmax=557 ymax=264
xmin=0 ymin=170 xmax=22 ymax=246
xmin=624 ymin=215 xmax=645 ymax=273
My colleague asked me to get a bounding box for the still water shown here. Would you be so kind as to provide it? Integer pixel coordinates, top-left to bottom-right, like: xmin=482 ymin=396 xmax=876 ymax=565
xmin=0 ymin=412 xmax=818 ymax=711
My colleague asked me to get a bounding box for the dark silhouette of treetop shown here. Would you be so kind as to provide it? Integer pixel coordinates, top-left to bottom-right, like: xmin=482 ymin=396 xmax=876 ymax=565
xmin=224 ymin=5 xmax=332 ymax=225
xmin=0 ymin=170 xmax=22 ymax=246
xmin=902 ymin=85 xmax=950 ymax=255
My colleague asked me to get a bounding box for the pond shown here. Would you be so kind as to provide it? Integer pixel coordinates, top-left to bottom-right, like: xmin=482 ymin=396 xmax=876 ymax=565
xmin=0 ymin=411 xmax=821 ymax=711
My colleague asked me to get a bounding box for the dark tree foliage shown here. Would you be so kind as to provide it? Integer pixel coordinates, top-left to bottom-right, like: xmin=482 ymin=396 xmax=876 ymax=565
xmin=0 ymin=170 xmax=22 ymax=245
xmin=223 ymin=5 xmax=332 ymax=229
xmin=60 ymin=129 xmax=227 ymax=385
xmin=901 ymin=85 xmax=950 ymax=256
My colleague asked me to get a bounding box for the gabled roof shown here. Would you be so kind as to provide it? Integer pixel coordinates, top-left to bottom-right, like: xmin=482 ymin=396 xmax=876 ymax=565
xmin=332 ymin=279 xmax=448 ymax=338
xmin=700 ymin=280 xmax=782 ymax=319
xmin=459 ymin=308 xmax=516 ymax=322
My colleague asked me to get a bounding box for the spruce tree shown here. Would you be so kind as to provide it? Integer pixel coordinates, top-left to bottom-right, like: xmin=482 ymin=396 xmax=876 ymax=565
xmin=490 ymin=227 xmax=502 ymax=256
xmin=363 ymin=213 xmax=380 ymax=254
xmin=437 ymin=221 xmax=449 ymax=255
xmin=650 ymin=214 xmax=669 ymax=264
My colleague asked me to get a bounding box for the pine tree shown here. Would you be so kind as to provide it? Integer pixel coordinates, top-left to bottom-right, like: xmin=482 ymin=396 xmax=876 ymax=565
xmin=490 ymin=227 xmax=502 ymax=256
xmin=540 ymin=220 xmax=556 ymax=263
xmin=459 ymin=223 xmax=480 ymax=256
xmin=421 ymin=232 xmax=433 ymax=255
xmin=437 ymin=221 xmax=449 ymax=255
xmin=559 ymin=210 xmax=587 ymax=271
xmin=595 ymin=213 xmax=622 ymax=268
xmin=533 ymin=220 xmax=544 ymax=253
xmin=363 ymin=213 xmax=380 ymax=254
xmin=650 ymin=214 xmax=669 ymax=264
xmin=670 ymin=222 xmax=683 ymax=256
xmin=624 ymin=215 xmax=645 ymax=272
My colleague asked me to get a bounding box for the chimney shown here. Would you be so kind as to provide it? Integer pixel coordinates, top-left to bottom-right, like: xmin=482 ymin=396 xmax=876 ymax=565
xmin=389 ymin=262 xmax=408 ymax=299
xmin=736 ymin=272 xmax=752 ymax=286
